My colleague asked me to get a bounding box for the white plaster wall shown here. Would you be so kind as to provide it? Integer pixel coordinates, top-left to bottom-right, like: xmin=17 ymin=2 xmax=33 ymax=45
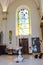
xmin=0 ymin=0 xmax=41 ymax=53
xmin=41 ymin=0 xmax=43 ymax=15
xmin=0 ymin=5 xmax=2 ymax=31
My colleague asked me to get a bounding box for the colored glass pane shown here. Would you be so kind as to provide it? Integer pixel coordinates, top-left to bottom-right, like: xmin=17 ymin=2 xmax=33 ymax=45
xmin=16 ymin=8 xmax=31 ymax=36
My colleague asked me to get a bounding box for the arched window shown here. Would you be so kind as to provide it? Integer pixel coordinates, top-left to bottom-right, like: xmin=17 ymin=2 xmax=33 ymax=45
xmin=16 ymin=6 xmax=31 ymax=36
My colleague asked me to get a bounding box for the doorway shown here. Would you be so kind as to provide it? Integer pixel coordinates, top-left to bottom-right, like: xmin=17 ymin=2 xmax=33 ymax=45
xmin=19 ymin=38 xmax=29 ymax=54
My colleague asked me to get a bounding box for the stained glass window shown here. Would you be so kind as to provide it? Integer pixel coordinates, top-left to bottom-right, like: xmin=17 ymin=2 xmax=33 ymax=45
xmin=16 ymin=8 xmax=31 ymax=36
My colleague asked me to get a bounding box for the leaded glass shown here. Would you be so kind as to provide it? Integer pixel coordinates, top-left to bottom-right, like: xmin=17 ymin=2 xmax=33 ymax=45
xmin=16 ymin=8 xmax=31 ymax=36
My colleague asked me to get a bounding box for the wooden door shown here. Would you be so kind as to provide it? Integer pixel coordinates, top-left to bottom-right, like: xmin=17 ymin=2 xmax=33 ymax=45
xmin=19 ymin=38 xmax=29 ymax=54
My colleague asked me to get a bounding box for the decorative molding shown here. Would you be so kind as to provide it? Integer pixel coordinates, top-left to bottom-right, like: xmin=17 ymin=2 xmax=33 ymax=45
xmin=2 ymin=18 xmax=7 ymax=20
xmin=37 ymin=7 xmax=40 ymax=10
xmin=33 ymin=0 xmax=41 ymax=17
xmin=2 ymin=11 xmax=8 ymax=20
xmin=33 ymin=0 xmax=40 ymax=9
xmin=34 ymin=0 xmax=40 ymax=7
xmin=40 ymin=22 xmax=43 ymax=28
xmin=2 ymin=11 xmax=8 ymax=14
xmin=41 ymin=16 xmax=43 ymax=20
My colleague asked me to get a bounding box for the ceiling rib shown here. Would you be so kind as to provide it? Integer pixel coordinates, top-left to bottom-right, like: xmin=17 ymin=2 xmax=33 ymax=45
xmin=33 ymin=0 xmax=40 ymax=9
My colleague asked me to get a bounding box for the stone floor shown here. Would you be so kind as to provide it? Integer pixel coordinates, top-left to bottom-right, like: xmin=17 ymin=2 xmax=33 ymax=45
xmin=0 ymin=55 xmax=43 ymax=65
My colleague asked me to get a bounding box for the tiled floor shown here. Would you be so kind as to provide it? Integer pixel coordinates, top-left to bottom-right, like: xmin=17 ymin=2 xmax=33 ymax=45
xmin=0 ymin=55 xmax=43 ymax=65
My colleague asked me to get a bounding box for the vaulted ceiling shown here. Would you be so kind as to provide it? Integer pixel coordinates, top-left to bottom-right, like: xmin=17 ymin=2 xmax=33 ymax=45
xmin=0 ymin=0 xmax=14 ymax=11
xmin=0 ymin=0 xmax=43 ymax=16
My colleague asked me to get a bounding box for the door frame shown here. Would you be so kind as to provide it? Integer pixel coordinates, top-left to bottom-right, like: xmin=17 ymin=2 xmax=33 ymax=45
xmin=19 ymin=38 xmax=29 ymax=54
